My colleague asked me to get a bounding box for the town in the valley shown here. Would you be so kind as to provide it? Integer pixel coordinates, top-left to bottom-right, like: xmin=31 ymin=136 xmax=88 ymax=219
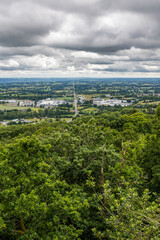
xmin=0 ymin=78 xmax=159 ymax=125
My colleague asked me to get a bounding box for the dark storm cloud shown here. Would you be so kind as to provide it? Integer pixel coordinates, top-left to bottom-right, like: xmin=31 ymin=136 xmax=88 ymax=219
xmin=0 ymin=0 xmax=160 ymax=76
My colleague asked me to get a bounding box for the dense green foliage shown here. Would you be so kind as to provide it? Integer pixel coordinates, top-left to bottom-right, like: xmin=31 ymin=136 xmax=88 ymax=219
xmin=0 ymin=106 xmax=160 ymax=239
xmin=0 ymin=107 xmax=74 ymax=121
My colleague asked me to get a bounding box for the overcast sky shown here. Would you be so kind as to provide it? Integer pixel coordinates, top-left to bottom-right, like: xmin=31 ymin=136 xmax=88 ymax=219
xmin=0 ymin=0 xmax=160 ymax=77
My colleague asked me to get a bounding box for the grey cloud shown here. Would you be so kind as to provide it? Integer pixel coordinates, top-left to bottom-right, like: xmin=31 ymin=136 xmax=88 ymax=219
xmin=0 ymin=0 xmax=160 ymax=76
xmin=100 ymin=0 xmax=160 ymax=14
xmin=0 ymin=1 xmax=64 ymax=47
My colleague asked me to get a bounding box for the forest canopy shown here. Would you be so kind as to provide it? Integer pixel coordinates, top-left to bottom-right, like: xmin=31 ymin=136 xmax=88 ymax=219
xmin=0 ymin=106 xmax=160 ymax=239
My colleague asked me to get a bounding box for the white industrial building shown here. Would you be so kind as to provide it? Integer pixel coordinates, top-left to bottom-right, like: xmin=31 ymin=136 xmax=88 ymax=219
xmin=19 ymin=100 xmax=35 ymax=107
xmin=36 ymin=98 xmax=66 ymax=108
xmin=93 ymin=98 xmax=132 ymax=107
xmin=0 ymin=99 xmax=18 ymax=104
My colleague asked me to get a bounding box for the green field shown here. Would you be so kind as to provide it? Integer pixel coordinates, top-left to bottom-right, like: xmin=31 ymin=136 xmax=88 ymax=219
xmin=82 ymin=94 xmax=100 ymax=100
xmin=0 ymin=104 xmax=39 ymax=111
xmin=82 ymin=107 xmax=98 ymax=113
xmin=137 ymin=101 xmax=160 ymax=105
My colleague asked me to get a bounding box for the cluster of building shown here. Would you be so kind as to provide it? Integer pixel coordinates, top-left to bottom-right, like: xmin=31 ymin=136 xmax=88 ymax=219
xmin=19 ymin=100 xmax=35 ymax=107
xmin=0 ymin=95 xmax=136 ymax=110
xmin=19 ymin=99 xmax=66 ymax=108
xmin=93 ymin=98 xmax=132 ymax=107
xmin=36 ymin=99 xmax=67 ymax=108
xmin=0 ymin=98 xmax=69 ymax=108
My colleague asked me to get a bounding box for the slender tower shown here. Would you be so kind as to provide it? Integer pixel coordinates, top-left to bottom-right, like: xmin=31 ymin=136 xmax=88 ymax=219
xmin=73 ymin=81 xmax=78 ymax=116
